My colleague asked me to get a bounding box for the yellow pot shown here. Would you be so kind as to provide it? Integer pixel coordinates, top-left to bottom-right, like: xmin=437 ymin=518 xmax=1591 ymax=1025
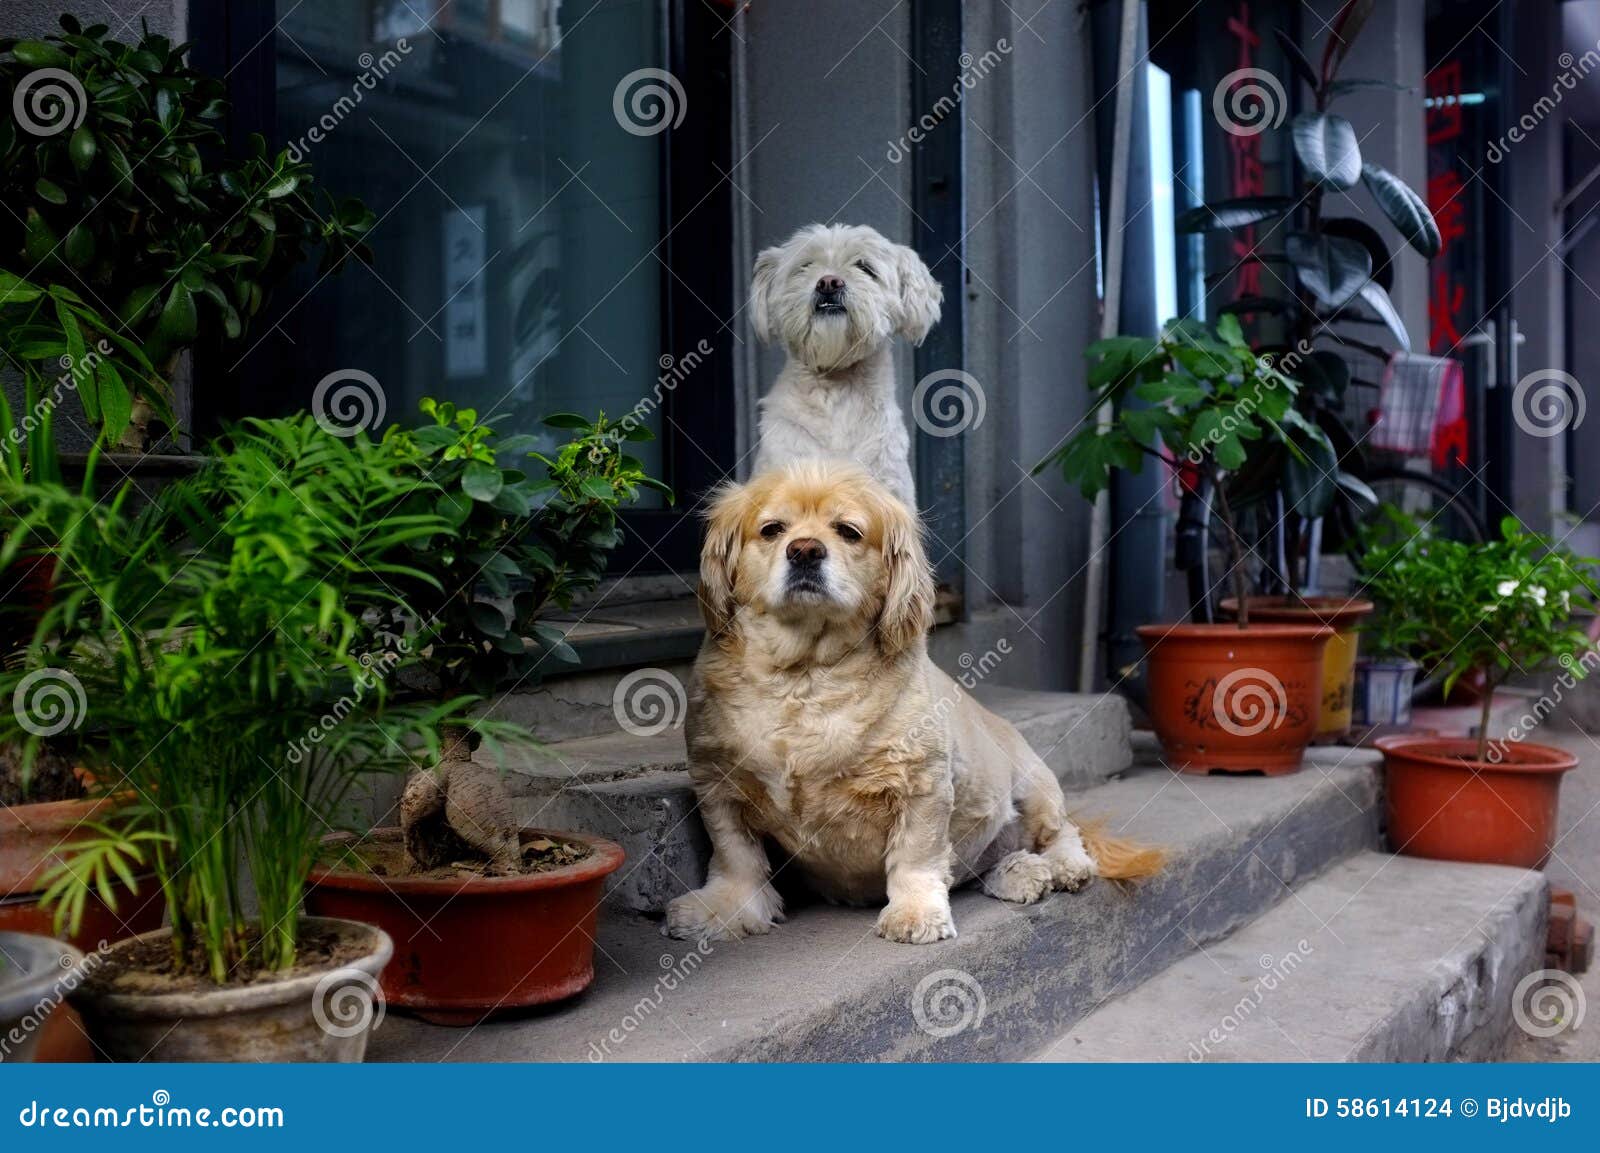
xmin=1219 ymin=597 xmax=1375 ymax=738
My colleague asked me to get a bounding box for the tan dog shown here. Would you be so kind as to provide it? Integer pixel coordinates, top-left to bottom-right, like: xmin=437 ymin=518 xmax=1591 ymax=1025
xmin=665 ymin=463 xmax=1161 ymax=945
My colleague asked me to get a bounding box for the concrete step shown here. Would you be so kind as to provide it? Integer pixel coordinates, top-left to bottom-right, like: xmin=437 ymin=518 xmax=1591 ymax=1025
xmin=367 ymin=745 xmax=1382 ymax=1062
xmin=1031 ymin=852 xmax=1548 ymax=1062
xmin=494 ymin=689 xmax=1134 ymax=912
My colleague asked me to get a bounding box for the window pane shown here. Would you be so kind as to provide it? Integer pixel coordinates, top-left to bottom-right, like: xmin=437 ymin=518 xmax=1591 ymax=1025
xmin=272 ymin=0 xmax=665 ymax=497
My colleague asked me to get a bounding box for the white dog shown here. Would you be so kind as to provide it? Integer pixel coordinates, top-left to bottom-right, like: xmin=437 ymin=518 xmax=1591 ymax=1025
xmin=665 ymin=463 xmax=1162 ymax=945
xmin=749 ymin=223 xmax=943 ymax=508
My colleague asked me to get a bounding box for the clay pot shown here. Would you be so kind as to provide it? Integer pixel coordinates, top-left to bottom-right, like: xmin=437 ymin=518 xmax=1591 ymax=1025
xmin=1220 ymin=597 xmax=1373 ymax=738
xmin=0 ymin=931 xmax=82 ymax=1062
xmin=1351 ymin=658 xmax=1420 ymax=727
xmin=0 ymin=797 xmax=165 ymax=1061
xmin=1138 ymin=623 xmax=1332 ymax=774
xmin=71 ymin=917 xmax=392 ymax=1062
xmin=1378 ymin=736 xmax=1576 ymax=868
xmin=305 ymin=827 xmax=624 ymax=1026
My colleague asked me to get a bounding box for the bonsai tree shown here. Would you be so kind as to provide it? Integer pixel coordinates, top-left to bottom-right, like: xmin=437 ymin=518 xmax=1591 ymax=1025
xmin=0 ymin=17 xmax=375 ymax=448
xmin=1177 ymin=0 xmax=1440 ymax=554
xmin=375 ymin=401 xmax=669 ymax=871
xmin=0 ymin=416 xmax=521 ymax=980
xmin=1042 ymin=316 xmax=1328 ymax=627
xmin=1360 ymin=516 xmax=1600 ymax=762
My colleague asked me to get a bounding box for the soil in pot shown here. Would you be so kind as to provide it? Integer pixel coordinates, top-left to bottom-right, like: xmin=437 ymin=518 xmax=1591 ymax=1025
xmin=1220 ymin=597 xmax=1373 ymax=739
xmin=1378 ymin=736 xmax=1576 ymax=868
xmin=1138 ymin=622 xmax=1332 ymax=774
xmin=71 ymin=917 xmax=392 ymax=1063
xmin=305 ymin=827 xmax=624 ymax=1026
xmin=336 ymin=832 xmax=593 ymax=881
xmin=0 ymin=931 xmax=83 ymax=1063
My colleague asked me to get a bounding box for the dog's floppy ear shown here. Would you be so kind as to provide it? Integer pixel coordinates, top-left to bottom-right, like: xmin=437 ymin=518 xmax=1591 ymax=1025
xmin=875 ymin=491 xmax=935 ymax=657
xmin=893 ymin=243 xmax=943 ymax=345
xmin=749 ymin=246 xmax=783 ymax=343
xmin=699 ymin=481 xmax=748 ymax=639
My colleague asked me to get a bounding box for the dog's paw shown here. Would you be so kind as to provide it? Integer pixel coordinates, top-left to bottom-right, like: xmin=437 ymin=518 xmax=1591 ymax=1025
xmin=875 ymin=899 xmax=957 ymax=944
xmin=1045 ymin=837 xmax=1098 ymax=893
xmin=982 ymin=850 xmax=1054 ymax=903
xmin=663 ymin=880 xmax=781 ymax=941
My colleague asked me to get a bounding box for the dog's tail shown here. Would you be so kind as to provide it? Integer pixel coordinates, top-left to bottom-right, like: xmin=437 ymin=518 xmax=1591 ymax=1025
xmin=1079 ymin=818 xmax=1165 ymax=881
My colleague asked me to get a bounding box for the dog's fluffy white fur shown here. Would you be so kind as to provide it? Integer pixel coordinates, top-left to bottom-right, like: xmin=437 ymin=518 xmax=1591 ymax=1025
xmin=665 ymin=463 xmax=1162 ymax=945
xmin=749 ymin=223 xmax=942 ymax=508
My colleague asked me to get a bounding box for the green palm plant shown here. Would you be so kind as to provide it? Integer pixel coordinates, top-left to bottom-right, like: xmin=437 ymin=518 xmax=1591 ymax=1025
xmin=0 ymin=416 xmax=523 ymax=981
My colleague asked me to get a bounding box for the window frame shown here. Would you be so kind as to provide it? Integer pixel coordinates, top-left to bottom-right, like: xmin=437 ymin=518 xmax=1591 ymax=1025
xmin=189 ymin=0 xmax=736 ymax=575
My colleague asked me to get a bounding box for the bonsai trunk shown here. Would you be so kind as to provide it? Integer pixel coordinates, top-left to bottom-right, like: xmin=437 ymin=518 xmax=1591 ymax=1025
xmin=1476 ymin=675 xmax=1497 ymax=764
xmin=399 ymin=721 xmax=522 ymax=874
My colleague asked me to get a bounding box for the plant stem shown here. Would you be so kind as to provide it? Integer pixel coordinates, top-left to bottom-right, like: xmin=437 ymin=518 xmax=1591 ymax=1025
xmin=1476 ymin=675 xmax=1495 ymax=764
xmin=1210 ymin=466 xmax=1252 ymax=629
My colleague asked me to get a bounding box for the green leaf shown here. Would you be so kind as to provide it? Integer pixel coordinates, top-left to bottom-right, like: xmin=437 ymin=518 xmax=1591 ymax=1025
xmin=1292 ymin=113 xmax=1362 ymax=190
xmin=579 ymin=476 xmax=614 ymax=501
xmin=63 ymin=223 xmax=95 ymax=268
xmin=1356 ymin=281 xmax=1410 ymax=351
xmin=1174 ymin=196 xmax=1295 ymax=234
xmin=0 ymin=271 xmax=44 ymax=306
xmin=461 ymin=460 xmax=504 ymax=502
xmin=469 ymin=601 xmax=508 ymax=638
xmin=1273 ymin=28 xmax=1320 ymax=92
xmin=68 ymin=125 xmax=97 ymax=173
xmin=35 ymin=177 xmax=67 ymax=205
xmin=1360 ymin=163 xmax=1442 ymax=258
xmin=1286 ymin=231 xmax=1372 ymax=309
xmin=96 ymin=361 xmax=132 ymax=444
xmin=12 ymin=40 xmax=69 ymax=67
xmin=542 ymin=412 xmax=594 ymax=430
xmin=154 ymin=283 xmax=198 ymax=346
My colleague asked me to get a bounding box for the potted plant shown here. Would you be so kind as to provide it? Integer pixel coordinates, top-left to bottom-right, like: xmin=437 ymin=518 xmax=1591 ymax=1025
xmin=0 ymin=17 xmax=374 ymax=449
xmin=0 ymin=416 xmax=502 ymax=1061
xmin=1365 ymin=517 xmax=1600 ymax=866
xmin=0 ymin=931 xmax=81 ymax=1062
xmin=1042 ymin=317 xmax=1333 ymax=772
xmin=304 ymin=403 xmax=665 ymax=1024
xmin=1218 ymin=594 xmax=1373 ymax=741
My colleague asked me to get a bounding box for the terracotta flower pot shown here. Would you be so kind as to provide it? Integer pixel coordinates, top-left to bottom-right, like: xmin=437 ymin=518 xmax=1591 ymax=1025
xmin=1220 ymin=596 xmax=1373 ymax=739
xmin=304 ymin=827 xmax=625 ymax=1026
xmin=0 ymin=931 xmax=82 ymax=1062
xmin=71 ymin=917 xmax=392 ymax=1062
xmin=1138 ymin=622 xmax=1332 ymax=774
xmin=1377 ymin=736 xmax=1576 ymax=868
xmin=0 ymin=797 xmax=165 ymax=1062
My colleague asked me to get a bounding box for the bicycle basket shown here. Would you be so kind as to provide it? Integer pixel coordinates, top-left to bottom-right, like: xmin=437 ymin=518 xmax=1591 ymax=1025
xmin=1368 ymin=352 xmax=1463 ymax=457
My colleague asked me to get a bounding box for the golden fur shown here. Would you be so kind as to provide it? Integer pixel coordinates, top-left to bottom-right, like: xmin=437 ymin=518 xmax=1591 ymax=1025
xmin=665 ymin=462 xmax=1161 ymax=945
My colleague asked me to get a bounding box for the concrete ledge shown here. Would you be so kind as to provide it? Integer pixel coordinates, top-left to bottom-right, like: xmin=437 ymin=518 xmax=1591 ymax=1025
xmin=494 ymin=691 xmax=1134 ymax=912
xmin=368 ymin=748 xmax=1382 ymax=1062
xmin=1034 ymin=852 xmax=1548 ymax=1062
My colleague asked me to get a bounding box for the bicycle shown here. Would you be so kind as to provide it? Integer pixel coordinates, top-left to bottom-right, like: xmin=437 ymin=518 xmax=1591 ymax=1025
xmin=1178 ymin=350 xmax=1486 ymax=628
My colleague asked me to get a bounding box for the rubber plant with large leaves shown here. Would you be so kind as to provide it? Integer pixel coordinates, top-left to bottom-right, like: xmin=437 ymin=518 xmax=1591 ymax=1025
xmin=1176 ymin=0 xmax=1441 ymax=549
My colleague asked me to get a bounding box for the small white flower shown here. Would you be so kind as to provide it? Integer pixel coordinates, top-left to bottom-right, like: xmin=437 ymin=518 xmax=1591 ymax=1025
xmin=1529 ymin=585 xmax=1548 ymax=607
xmin=1497 ymin=579 xmax=1520 ymax=598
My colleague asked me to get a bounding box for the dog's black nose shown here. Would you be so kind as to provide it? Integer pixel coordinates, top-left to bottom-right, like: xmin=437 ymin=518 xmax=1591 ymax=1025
xmin=786 ymin=537 xmax=827 ymax=565
xmin=815 ymin=274 xmax=845 ymax=294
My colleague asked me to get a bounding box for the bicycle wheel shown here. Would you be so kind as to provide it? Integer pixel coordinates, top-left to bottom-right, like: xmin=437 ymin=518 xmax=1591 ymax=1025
xmin=1362 ymin=466 xmax=1486 ymax=544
